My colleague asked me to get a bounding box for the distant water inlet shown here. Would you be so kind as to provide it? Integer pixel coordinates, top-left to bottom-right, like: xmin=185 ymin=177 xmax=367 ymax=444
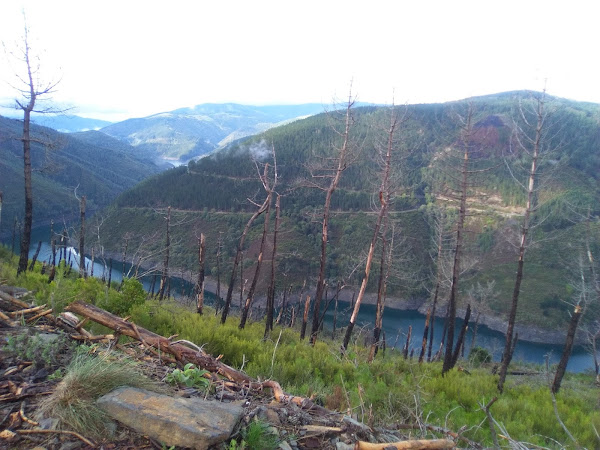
xmin=9 ymin=226 xmax=598 ymax=374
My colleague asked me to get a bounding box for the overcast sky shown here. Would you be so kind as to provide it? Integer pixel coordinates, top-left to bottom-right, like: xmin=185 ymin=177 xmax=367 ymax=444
xmin=1 ymin=0 xmax=599 ymax=122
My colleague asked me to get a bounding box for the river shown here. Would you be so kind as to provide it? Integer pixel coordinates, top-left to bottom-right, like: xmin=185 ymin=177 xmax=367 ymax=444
xmin=5 ymin=225 xmax=597 ymax=373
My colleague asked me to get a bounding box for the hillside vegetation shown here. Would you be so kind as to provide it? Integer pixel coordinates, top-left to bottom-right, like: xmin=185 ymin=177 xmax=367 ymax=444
xmin=94 ymin=92 xmax=600 ymax=332
xmin=1 ymin=246 xmax=599 ymax=448
xmin=0 ymin=115 xmax=160 ymax=231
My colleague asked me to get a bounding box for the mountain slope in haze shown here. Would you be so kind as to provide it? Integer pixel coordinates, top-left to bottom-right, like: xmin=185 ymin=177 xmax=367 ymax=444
xmin=96 ymin=92 xmax=600 ymax=331
xmin=0 ymin=115 xmax=160 ymax=233
xmin=98 ymin=103 xmax=334 ymax=161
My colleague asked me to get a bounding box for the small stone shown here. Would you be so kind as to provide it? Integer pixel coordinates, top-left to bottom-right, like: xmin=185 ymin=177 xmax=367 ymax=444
xmin=278 ymin=442 xmax=293 ymax=450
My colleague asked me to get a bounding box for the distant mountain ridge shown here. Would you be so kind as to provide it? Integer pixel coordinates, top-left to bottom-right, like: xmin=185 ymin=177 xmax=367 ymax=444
xmin=0 ymin=115 xmax=160 ymax=232
xmin=99 ymin=103 xmax=346 ymax=162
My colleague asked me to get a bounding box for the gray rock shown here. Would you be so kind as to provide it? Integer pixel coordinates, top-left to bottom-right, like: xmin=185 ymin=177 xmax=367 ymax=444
xmin=335 ymin=443 xmax=354 ymax=450
xmin=97 ymin=387 xmax=244 ymax=449
xmin=278 ymin=442 xmax=293 ymax=450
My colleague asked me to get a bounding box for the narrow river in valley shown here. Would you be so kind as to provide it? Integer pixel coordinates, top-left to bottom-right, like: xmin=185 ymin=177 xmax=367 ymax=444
xmin=5 ymin=226 xmax=597 ymax=373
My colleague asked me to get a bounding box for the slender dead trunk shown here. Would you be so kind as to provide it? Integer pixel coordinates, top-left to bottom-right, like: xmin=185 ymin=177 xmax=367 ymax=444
xmin=342 ymin=107 xmax=397 ymax=351
xmin=552 ymin=305 xmax=583 ymax=394
xmin=28 ymin=240 xmax=42 ymax=271
xmin=470 ymin=312 xmax=481 ymax=354
xmin=419 ymin=308 xmax=432 ymax=363
xmin=265 ymin=194 xmax=281 ymax=338
xmin=107 ymin=258 xmax=113 ymax=287
xmin=369 ymin=214 xmax=392 ymax=362
xmin=498 ymin=94 xmax=545 ymax=392
xmin=300 ymin=295 xmax=311 ymax=340
xmin=79 ymin=196 xmax=86 ymax=278
xmin=451 ymin=304 xmax=471 ymax=367
xmin=442 ymin=112 xmax=472 ymax=375
xmin=240 ymin=196 xmax=272 ymax=329
xmin=221 ymin=201 xmax=268 ymax=324
xmin=121 ymin=235 xmax=129 ymax=283
xmin=310 ymin=96 xmax=354 ymax=345
xmin=17 ymin=104 xmax=34 ymax=276
xmin=214 ymin=232 xmax=223 ymax=315
xmin=196 ymin=233 xmax=206 ymax=314
xmin=158 ymin=206 xmax=171 ymax=301
xmin=403 ymin=325 xmax=412 ymax=359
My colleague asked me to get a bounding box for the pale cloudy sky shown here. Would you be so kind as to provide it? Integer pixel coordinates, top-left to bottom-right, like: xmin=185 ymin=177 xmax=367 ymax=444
xmin=0 ymin=0 xmax=598 ymax=122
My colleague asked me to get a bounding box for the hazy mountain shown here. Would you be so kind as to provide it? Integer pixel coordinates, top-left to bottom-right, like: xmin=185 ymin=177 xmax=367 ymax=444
xmin=0 ymin=115 xmax=160 ymax=232
xmin=32 ymin=114 xmax=113 ymax=133
xmin=99 ymin=103 xmax=338 ymax=162
xmin=93 ymin=92 xmax=600 ymax=331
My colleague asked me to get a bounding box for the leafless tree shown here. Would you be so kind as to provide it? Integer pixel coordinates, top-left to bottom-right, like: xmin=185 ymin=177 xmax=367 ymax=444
xmin=221 ymin=146 xmax=278 ymax=325
xmin=308 ymin=89 xmax=358 ymax=345
xmin=498 ymin=89 xmax=561 ymax=391
xmin=342 ymin=105 xmax=403 ymax=352
xmin=264 ymin=194 xmax=281 ymax=338
xmin=7 ymin=18 xmax=61 ymax=275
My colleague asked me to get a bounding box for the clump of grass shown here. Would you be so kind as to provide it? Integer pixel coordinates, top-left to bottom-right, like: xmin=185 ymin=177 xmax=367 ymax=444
xmin=37 ymin=351 xmax=164 ymax=438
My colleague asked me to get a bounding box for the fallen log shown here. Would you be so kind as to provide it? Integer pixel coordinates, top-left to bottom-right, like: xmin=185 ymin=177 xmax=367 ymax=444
xmin=354 ymin=440 xmax=455 ymax=450
xmin=65 ymin=300 xmax=334 ymax=416
xmin=0 ymin=291 xmax=30 ymax=311
xmin=8 ymin=305 xmax=46 ymax=317
xmin=66 ymin=301 xmax=252 ymax=384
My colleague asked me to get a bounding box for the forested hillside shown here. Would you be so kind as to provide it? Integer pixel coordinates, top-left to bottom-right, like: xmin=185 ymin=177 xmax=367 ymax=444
xmin=0 ymin=115 xmax=160 ymax=233
xmin=94 ymin=92 xmax=600 ymax=331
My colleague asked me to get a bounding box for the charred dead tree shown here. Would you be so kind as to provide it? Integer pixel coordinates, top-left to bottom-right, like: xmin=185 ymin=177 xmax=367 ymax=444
xmin=309 ymin=92 xmax=356 ymax=345
xmin=222 ymin=148 xmax=278 ymax=325
xmin=78 ymin=195 xmax=86 ymax=278
xmin=451 ymin=304 xmax=471 ymax=367
xmin=240 ymin=154 xmax=278 ymax=329
xmin=28 ymin=240 xmax=42 ymax=271
xmin=368 ymin=216 xmax=394 ymax=362
xmin=440 ymin=104 xmax=480 ymax=375
xmin=264 ymin=194 xmax=281 ymax=338
xmin=498 ymin=90 xmax=555 ymax=392
xmin=419 ymin=308 xmax=432 ymax=363
xmin=12 ymin=20 xmax=61 ymax=276
xmin=158 ymin=206 xmax=172 ymax=301
xmin=196 ymin=233 xmax=206 ymax=314
xmin=300 ymin=295 xmax=311 ymax=340
xmin=552 ymin=304 xmax=583 ymax=394
xmin=342 ymin=105 xmax=401 ymax=352
xmin=121 ymin=233 xmax=131 ymax=286
xmin=214 ymin=232 xmax=223 ymax=315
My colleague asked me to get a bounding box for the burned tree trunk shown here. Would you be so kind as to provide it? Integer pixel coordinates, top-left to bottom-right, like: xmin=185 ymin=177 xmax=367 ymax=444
xmin=158 ymin=206 xmax=171 ymax=301
xmin=196 ymin=233 xmax=206 ymax=314
xmin=419 ymin=308 xmax=432 ymax=363
xmin=79 ymin=196 xmax=86 ymax=278
xmin=265 ymin=194 xmax=281 ymax=338
xmin=451 ymin=304 xmax=471 ymax=367
xmin=28 ymin=240 xmax=42 ymax=271
xmin=403 ymin=325 xmax=412 ymax=359
xmin=342 ymin=105 xmax=398 ymax=352
xmin=222 ymin=157 xmax=276 ymax=324
xmin=300 ymin=295 xmax=311 ymax=340
xmin=498 ymin=92 xmax=547 ymax=392
xmin=368 ymin=214 xmax=393 ymax=362
xmin=310 ymin=95 xmax=355 ymax=345
xmin=240 ymin=192 xmax=272 ymax=329
xmin=552 ymin=305 xmax=582 ymax=394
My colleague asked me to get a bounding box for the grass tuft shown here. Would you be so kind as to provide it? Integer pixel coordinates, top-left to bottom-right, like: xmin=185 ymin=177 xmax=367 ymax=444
xmin=37 ymin=351 xmax=164 ymax=438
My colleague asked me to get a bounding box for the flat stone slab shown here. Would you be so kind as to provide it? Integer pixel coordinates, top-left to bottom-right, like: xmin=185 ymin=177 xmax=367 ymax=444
xmin=97 ymin=387 xmax=244 ymax=449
